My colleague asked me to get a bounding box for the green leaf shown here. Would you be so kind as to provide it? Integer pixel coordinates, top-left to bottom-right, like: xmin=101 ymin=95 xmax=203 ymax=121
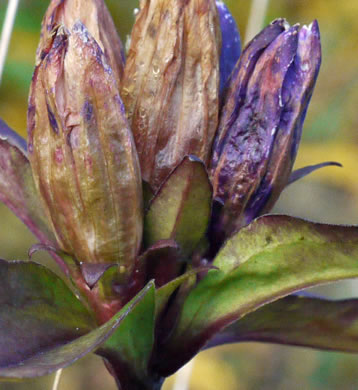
xmin=156 ymin=215 xmax=358 ymax=375
xmin=207 ymin=294 xmax=358 ymax=352
xmin=143 ymin=180 xmax=155 ymax=211
xmin=156 ymin=269 xmax=202 ymax=317
xmin=97 ymin=283 xmax=156 ymax=389
xmin=0 ymin=259 xmax=95 ymax=378
xmin=144 ymin=156 xmax=212 ymax=258
xmin=0 ymin=260 xmax=153 ymax=379
xmin=140 ymin=240 xmax=181 ymax=288
xmin=0 ymin=120 xmax=68 ymax=272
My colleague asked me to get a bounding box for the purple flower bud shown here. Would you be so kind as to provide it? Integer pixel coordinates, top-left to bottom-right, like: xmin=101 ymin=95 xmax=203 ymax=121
xmin=216 ymin=1 xmax=241 ymax=93
xmin=212 ymin=19 xmax=287 ymax=160
xmin=210 ymin=20 xmax=321 ymax=243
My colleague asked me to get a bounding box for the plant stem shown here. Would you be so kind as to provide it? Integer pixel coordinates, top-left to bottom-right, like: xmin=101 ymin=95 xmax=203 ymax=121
xmin=0 ymin=0 xmax=19 ymax=85
xmin=104 ymin=358 xmax=164 ymax=390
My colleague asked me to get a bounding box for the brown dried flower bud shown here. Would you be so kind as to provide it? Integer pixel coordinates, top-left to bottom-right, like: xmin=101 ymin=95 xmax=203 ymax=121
xmin=28 ymin=23 xmax=142 ymax=275
xmin=36 ymin=0 xmax=125 ymax=86
xmin=121 ymin=0 xmax=221 ymax=190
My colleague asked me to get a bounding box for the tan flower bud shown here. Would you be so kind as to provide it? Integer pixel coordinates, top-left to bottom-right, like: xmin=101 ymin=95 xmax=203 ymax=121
xmin=121 ymin=0 xmax=221 ymax=190
xmin=28 ymin=23 xmax=142 ymax=276
xmin=36 ymin=0 xmax=124 ymax=86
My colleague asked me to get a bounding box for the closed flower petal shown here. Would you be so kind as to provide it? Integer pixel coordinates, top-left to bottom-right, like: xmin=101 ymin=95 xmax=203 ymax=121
xmin=216 ymin=0 xmax=241 ymax=93
xmin=122 ymin=0 xmax=221 ymax=190
xmin=36 ymin=0 xmax=125 ymax=86
xmin=210 ymin=20 xmax=321 ymax=244
xmin=28 ymin=23 xmax=142 ymax=277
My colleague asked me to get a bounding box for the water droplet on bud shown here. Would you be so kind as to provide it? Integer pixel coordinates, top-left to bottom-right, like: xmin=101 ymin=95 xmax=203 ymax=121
xmin=153 ymin=65 xmax=160 ymax=76
xmin=139 ymin=107 xmax=147 ymax=118
xmin=301 ymin=61 xmax=310 ymax=71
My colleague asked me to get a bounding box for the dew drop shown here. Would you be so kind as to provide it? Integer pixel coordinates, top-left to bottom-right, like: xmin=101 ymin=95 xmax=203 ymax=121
xmin=208 ymin=20 xmax=215 ymax=35
xmin=278 ymin=94 xmax=283 ymax=108
xmin=301 ymin=61 xmax=310 ymax=71
xmin=55 ymin=147 xmax=64 ymax=164
xmin=153 ymin=65 xmax=160 ymax=76
xmin=125 ymin=35 xmax=131 ymax=54
xmin=139 ymin=107 xmax=147 ymax=118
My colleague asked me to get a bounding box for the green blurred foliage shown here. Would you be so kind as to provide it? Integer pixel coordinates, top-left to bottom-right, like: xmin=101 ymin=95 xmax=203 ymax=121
xmin=0 ymin=1 xmax=358 ymax=389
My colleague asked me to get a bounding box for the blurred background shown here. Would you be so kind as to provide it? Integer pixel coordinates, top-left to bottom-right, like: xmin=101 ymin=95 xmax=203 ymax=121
xmin=0 ymin=0 xmax=358 ymax=389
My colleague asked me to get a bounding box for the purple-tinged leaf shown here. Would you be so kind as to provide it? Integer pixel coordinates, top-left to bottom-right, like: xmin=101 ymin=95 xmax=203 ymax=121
xmin=207 ymin=295 xmax=358 ymax=353
xmin=144 ymin=157 xmax=212 ymax=258
xmin=156 ymin=215 xmax=358 ymax=375
xmin=288 ymin=161 xmax=342 ymax=185
xmin=156 ymin=272 xmax=194 ymax=318
xmin=216 ymin=1 xmax=241 ymax=93
xmin=0 ymin=259 xmax=95 ymax=377
xmin=0 ymin=118 xmax=27 ymax=153
xmin=0 ymin=119 xmax=60 ymax=261
xmin=141 ymin=240 xmax=181 ymax=288
xmin=80 ymin=263 xmax=117 ymax=289
xmin=96 ymin=283 xmax=156 ymax=390
xmin=28 ymin=239 xmax=118 ymax=294
xmin=0 ymin=266 xmax=154 ymax=379
xmin=143 ymin=180 xmax=155 ymax=211
xmin=156 ymin=265 xmax=216 ymax=318
xmin=28 ymin=243 xmax=58 ymax=259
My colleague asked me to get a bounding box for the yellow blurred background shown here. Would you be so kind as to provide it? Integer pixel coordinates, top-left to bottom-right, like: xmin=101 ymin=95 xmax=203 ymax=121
xmin=1 ymin=0 xmax=358 ymax=389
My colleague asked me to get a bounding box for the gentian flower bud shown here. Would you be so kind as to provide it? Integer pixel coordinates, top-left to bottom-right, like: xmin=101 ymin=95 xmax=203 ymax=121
xmin=36 ymin=0 xmax=125 ymax=86
xmin=216 ymin=0 xmax=241 ymax=93
xmin=28 ymin=23 xmax=142 ymax=276
xmin=210 ymin=20 xmax=321 ymax=243
xmin=121 ymin=0 xmax=221 ymax=191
